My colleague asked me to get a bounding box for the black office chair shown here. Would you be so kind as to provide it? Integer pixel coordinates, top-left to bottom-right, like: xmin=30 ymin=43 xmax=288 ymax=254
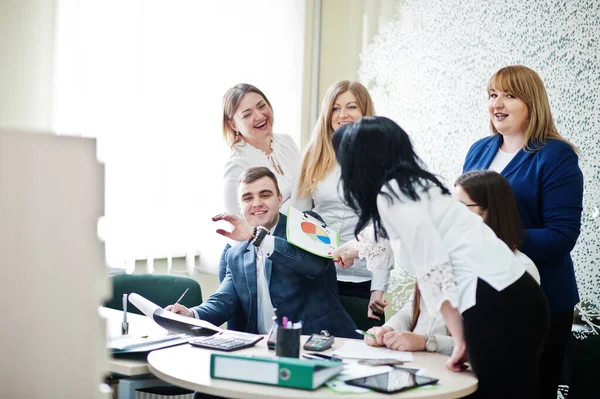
xmin=339 ymin=295 xmax=385 ymax=332
xmin=104 ymin=273 xmax=203 ymax=314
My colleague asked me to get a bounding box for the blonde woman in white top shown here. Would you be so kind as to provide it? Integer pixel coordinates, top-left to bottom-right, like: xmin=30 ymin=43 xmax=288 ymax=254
xmin=293 ymin=81 xmax=390 ymax=320
xmin=222 ymin=84 xmax=300 ymax=216
xmin=333 ymin=116 xmax=549 ymax=399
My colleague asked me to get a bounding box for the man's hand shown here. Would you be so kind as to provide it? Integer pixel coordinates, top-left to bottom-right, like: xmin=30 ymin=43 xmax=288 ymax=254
xmin=368 ymin=290 xmax=388 ymax=320
xmin=364 ymin=326 xmax=393 ymax=347
xmin=212 ymin=213 xmax=254 ymax=241
xmin=165 ymin=303 xmax=194 ymax=318
xmin=333 ymin=239 xmax=359 ymax=269
xmin=383 ymin=331 xmax=426 ymax=351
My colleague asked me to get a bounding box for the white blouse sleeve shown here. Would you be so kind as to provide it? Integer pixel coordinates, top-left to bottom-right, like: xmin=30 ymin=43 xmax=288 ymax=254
xmin=356 ymin=226 xmax=395 ymax=272
xmin=383 ymin=300 xmax=414 ymax=331
xmin=223 ymin=157 xmax=245 ymax=216
xmin=370 ymin=268 xmax=391 ymax=292
xmin=377 ymin=193 xmax=459 ymax=316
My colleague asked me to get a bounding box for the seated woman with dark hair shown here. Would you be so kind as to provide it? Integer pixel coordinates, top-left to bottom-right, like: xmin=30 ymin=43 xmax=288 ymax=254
xmin=361 ymin=170 xmax=540 ymax=356
xmin=454 ymin=170 xmax=540 ymax=283
xmin=332 ymin=116 xmax=548 ymax=398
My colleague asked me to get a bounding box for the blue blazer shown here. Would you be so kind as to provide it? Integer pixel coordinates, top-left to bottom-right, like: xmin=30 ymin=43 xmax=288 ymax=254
xmin=463 ymin=135 xmax=583 ymax=312
xmin=194 ymin=213 xmax=359 ymax=338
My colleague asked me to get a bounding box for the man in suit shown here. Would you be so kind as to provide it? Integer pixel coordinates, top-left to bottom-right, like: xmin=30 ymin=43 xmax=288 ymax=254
xmin=167 ymin=166 xmax=358 ymax=338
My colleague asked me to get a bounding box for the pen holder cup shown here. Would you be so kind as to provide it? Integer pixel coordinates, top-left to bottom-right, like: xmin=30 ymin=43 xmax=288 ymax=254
xmin=275 ymin=327 xmax=301 ymax=358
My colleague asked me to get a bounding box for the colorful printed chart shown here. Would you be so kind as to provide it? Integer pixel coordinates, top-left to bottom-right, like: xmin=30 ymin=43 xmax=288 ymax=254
xmin=286 ymin=206 xmax=339 ymax=258
xmin=301 ymin=222 xmax=331 ymax=245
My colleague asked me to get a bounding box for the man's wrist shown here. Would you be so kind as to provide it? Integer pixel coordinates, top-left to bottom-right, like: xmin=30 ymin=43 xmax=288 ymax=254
xmin=248 ymin=225 xmax=269 ymax=247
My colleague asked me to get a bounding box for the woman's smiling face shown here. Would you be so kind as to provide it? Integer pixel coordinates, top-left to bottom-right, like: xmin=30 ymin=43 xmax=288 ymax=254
xmin=488 ymin=86 xmax=529 ymax=137
xmin=330 ymin=91 xmax=363 ymax=131
xmin=228 ymin=92 xmax=274 ymax=142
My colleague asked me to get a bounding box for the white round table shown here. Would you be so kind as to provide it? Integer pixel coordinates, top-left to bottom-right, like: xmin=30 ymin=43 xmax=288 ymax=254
xmin=147 ymin=336 xmax=477 ymax=398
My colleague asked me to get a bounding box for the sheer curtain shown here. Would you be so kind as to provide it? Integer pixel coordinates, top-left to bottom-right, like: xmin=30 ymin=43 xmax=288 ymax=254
xmin=54 ymin=0 xmax=306 ymax=273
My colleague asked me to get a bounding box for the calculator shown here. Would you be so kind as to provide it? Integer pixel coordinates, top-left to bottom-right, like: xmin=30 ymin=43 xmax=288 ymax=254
xmin=189 ymin=331 xmax=263 ymax=352
xmin=303 ymin=333 xmax=335 ymax=351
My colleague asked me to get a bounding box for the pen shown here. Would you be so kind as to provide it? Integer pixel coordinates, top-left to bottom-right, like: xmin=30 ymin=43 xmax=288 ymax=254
xmin=355 ymin=329 xmax=376 ymax=339
xmin=302 ymin=353 xmax=342 ymax=362
xmin=122 ymin=294 xmax=129 ymax=335
xmin=175 ymin=288 xmax=189 ymax=305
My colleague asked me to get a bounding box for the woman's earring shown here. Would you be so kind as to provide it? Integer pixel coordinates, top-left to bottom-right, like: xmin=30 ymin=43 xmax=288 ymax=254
xmin=235 ymin=131 xmax=240 ymax=136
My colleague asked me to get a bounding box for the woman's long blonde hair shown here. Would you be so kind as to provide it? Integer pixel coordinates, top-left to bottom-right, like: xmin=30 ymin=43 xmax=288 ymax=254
xmin=488 ymin=65 xmax=578 ymax=154
xmin=297 ymin=81 xmax=375 ymax=197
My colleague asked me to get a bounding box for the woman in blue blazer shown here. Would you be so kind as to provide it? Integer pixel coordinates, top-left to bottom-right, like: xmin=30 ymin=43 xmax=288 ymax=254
xmin=463 ymin=65 xmax=583 ymax=399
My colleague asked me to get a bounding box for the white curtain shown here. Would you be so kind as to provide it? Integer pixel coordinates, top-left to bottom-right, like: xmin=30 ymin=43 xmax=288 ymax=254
xmin=54 ymin=0 xmax=306 ymax=273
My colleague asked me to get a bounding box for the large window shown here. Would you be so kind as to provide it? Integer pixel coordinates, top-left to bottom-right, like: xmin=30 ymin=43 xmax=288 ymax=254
xmin=55 ymin=0 xmax=306 ymax=273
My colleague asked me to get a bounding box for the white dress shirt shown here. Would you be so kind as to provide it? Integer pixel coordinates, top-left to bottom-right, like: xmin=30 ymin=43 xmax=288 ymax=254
xmin=223 ymin=134 xmax=301 ymax=216
xmin=293 ymin=164 xmax=390 ymax=292
xmin=255 ymin=238 xmax=276 ymax=334
xmin=378 ymin=180 xmax=526 ymax=315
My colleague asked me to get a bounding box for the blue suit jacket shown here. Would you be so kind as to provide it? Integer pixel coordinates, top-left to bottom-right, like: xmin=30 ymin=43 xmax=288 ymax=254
xmin=194 ymin=213 xmax=359 ymax=338
xmin=463 ymin=135 xmax=583 ymax=312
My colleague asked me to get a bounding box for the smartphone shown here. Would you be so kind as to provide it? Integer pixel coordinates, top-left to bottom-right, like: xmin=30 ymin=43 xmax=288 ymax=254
xmin=358 ymin=358 xmax=405 ymax=366
xmin=345 ymin=367 xmax=439 ymax=394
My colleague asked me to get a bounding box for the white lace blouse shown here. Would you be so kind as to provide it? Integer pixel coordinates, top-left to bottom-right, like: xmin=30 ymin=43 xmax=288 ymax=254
xmin=222 ymin=134 xmax=301 ymax=216
xmin=376 ymin=180 xmax=526 ymax=315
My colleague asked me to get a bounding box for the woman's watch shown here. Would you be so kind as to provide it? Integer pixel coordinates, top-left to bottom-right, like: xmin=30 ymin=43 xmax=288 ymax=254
xmin=425 ymin=334 xmax=438 ymax=352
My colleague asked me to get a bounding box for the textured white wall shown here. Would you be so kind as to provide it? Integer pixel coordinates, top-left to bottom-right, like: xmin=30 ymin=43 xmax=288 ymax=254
xmin=359 ymin=0 xmax=600 ymax=319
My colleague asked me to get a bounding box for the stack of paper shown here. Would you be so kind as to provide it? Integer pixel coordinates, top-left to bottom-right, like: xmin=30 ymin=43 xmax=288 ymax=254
xmin=332 ymin=340 xmax=414 ymax=361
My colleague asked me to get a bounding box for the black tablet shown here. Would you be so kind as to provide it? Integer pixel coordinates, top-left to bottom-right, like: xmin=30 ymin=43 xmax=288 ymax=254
xmin=345 ymin=367 xmax=439 ymax=394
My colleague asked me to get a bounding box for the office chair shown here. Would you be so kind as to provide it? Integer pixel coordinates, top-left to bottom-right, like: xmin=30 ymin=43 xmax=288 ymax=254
xmin=339 ymin=295 xmax=385 ymax=332
xmin=105 ymin=273 xmax=203 ymax=314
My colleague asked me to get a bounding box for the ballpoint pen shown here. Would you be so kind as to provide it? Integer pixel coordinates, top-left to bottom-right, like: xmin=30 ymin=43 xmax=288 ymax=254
xmin=355 ymin=329 xmax=376 ymax=339
xmin=122 ymin=293 xmax=129 ymax=335
xmin=302 ymin=353 xmax=343 ymax=362
xmin=175 ymin=288 xmax=189 ymax=305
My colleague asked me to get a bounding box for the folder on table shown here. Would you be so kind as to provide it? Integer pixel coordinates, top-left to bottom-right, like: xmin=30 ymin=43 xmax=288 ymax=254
xmin=129 ymin=293 xmax=222 ymax=336
xmin=210 ymin=353 xmax=343 ymax=390
xmin=108 ymin=333 xmax=190 ymax=354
